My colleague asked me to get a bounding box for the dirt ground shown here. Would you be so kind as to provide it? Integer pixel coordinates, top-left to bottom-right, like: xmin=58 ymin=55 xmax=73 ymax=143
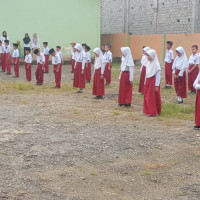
xmin=0 ymin=63 xmax=200 ymax=200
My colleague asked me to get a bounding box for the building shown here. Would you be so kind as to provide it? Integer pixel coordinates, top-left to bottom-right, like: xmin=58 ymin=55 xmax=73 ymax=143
xmin=0 ymin=0 xmax=101 ymax=57
xmin=101 ymin=0 xmax=200 ymax=35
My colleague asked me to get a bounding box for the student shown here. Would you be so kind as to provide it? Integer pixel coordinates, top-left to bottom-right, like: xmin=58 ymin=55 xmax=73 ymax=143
xmin=31 ymin=33 xmax=40 ymax=51
xmin=188 ymin=45 xmax=199 ymax=94
xmin=23 ymin=33 xmax=31 ymax=58
xmin=104 ymin=43 xmax=112 ymax=86
xmin=139 ymin=46 xmax=151 ymax=94
xmin=4 ymin=40 xmax=12 ymax=75
xmin=49 ymin=48 xmax=62 ymax=88
xmin=24 ymin=48 xmax=32 ymax=81
xmin=1 ymin=31 xmax=9 ymax=45
xmin=0 ymin=40 xmax=5 ymax=72
xmin=193 ymin=71 xmax=200 ymax=129
xmin=164 ymin=41 xmax=174 ymax=89
xmin=101 ymin=45 xmax=105 ymax=55
xmin=85 ymin=45 xmax=92 ymax=83
xmin=73 ymin=44 xmax=87 ymax=93
xmin=82 ymin=43 xmax=87 ymax=51
xmin=70 ymin=42 xmax=76 ymax=73
xmin=143 ymin=49 xmax=161 ymax=117
xmin=92 ymin=48 xmax=106 ymax=99
xmin=56 ymin=46 xmax=63 ymax=64
xmin=172 ymin=47 xmax=189 ymax=104
xmin=12 ymin=43 xmax=20 ymax=78
xmin=118 ymin=47 xmax=135 ymax=107
xmin=43 ymin=42 xmax=49 ymax=73
xmin=33 ymin=49 xmax=45 ymax=85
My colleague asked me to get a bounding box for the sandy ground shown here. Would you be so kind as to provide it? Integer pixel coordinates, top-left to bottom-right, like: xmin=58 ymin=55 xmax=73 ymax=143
xmin=0 ymin=63 xmax=200 ymax=200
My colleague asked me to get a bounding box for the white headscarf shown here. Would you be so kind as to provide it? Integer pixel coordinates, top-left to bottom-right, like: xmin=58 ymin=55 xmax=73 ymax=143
xmin=141 ymin=47 xmax=151 ymax=67
xmin=146 ymin=49 xmax=161 ymax=78
xmin=120 ymin=47 xmax=134 ymax=71
xmin=172 ymin=47 xmax=189 ymax=71
xmin=74 ymin=43 xmax=84 ymax=62
xmin=93 ymin=48 xmax=106 ymax=69
xmin=32 ymin=33 xmax=39 ymax=45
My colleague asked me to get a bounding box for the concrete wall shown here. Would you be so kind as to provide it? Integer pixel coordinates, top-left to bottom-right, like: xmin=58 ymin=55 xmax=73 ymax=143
xmin=101 ymin=0 xmax=200 ymax=35
xmin=0 ymin=0 xmax=100 ymax=57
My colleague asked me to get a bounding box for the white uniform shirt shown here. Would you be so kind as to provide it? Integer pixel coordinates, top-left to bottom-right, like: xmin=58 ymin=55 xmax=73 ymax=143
xmin=164 ymin=49 xmax=174 ymax=63
xmin=5 ymin=45 xmax=11 ymax=53
xmin=12 ymin=49 xmax=19 ymax=58
xmin=104 ymin=51 xmax=113 ymax=63
xmin=71 ymin=48 xmax=75 ymax=59
xmin=193 ymin=73 xmax=200 ymax=90
xmin=37 ymin=53 xmax=45 ymax=64
xmin=43 ymin=46 xmax=49 ymax=55
xmin=24 ymin=42 xmax=31 ymax=48
xmin=1 ymin=45 xmax=5 ymax=53
xmin=1 ymin=36 xmax=9 ymax=45
xmin=52 ymin=53 xmax=61 ymax=65
xmin=25 ymin=54 xmax=32 ymax=64
xmin=57 ymin=51 xmax=63 ymax=62
xmin=86 ymin=51 xmax=91 ymax=63
xmin=0 ymin=46 xmax=2 ymax=54
xmin=31 ymin=39 xmax=40 ymax=49
xmin=189 ymin=53 xmax=200 ymax=65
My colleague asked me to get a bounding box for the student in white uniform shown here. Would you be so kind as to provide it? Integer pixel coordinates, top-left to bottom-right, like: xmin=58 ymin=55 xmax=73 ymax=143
xmin=85 ymin=45 xmax=92 ymax=83
xmin=49 ymin=48 xmax=62 ymax=88
xmin=33 ymin=49 xmax=45 ymax=85
xmin=118 ymin=47 xmax=135 ymax=107
xmin=23 ymin=33 xmax=31 ymax=58
xmin=70 ymin=42 xmax=76 ymax=73
xmin=1 ymin=31 xmax=9 ymax=45
xmin=188 ymin=45 xmax=200 ymax=94
xmin=24 ymin=48 xmax=32 ymax=82
xmin=12 ymin=43 xmax=20 ymax=78
xmin=4 ymin=40 xmax=12 ymax=75
xmin=43 ymin=42 xmax=49 ymax=73
xmin=104 ymin=43 xmax=113 ymax=86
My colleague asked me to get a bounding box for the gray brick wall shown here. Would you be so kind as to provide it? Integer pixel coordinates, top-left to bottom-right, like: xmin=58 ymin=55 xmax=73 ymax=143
xmin=101 ymin=0 xmax=200 ymax=34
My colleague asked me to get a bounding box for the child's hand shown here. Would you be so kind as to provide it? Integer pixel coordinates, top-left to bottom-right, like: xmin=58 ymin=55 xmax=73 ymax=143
xmin=81 ymin=70 xmax=84 ymax=75
xmin=108 ymin=67 xmax=111 ymax=70
xmin=130 ymin=81 xmax=133 ymax=85
xmin=155 ymin=86 xmax=158 ymax=92
xmin=100 ymin=75 xmax=104 ymax=79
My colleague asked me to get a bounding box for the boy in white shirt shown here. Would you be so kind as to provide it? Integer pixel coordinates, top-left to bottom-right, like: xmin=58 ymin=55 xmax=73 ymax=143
xmin=104 ymin=43 xmax=113 ymax=86
xmin=164 ymin=41 xmax=174 ymax=89
xmin=188 ymin=45 xmax=200 ymax=94
xmin=24 ymin=48 xmax=32 ymax=82
xmin=4 ymin=40 xmax=12 ymax=75
xmin=85 ymin=45 xmax=91 ymax=83
xmin=43 ymin=42 xmax=49 ymax=73
xmin=12 ymin=43 xmax=20 ymax=78
xmin=33 ymin=49 xmax=45 ymax=85
xmin=49 ymin=48 xmax=62 ymax=88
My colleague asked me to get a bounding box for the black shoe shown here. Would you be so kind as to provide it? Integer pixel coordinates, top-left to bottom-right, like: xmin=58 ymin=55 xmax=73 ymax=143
xmin=168 ymin=85 xmax=172 ymax=89
xmin=119 ymin=104 xmax=124 ymax=107
xmin=194 ymin=126 xmax=200 ymax=130
xmin=178 ymin=100 xmax=183 ymax=104
xmin=0 ymin=70 xmax=5 ymax=73
xmin=13 ymin=76 xmax=19 ymax=78
xmin=93 ymin=96 xmax=103 ymax=99
xmin=71 ymin=71 xmax=74 ymax=73
xmin=44 ymin=72 xmax=49 ymax=74
xmin=124 ymin=104 xmax=131 ymax=107
xmin=7 ymin=72 xmax=11 ymax=75
xmin=77 ymin=90 xmax=83 ymax=93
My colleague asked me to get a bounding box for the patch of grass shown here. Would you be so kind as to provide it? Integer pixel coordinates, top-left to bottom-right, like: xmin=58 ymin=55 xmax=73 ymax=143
xmin=159 ymin=103 xmax=195 ymax=121
xmin=142 ymin=170 xmax=152 ymax=176
xmin=73 ymin=109 xmax=81 ymax=115
xmin=144 ymin=163 xmax=168 ymax=170
xmin=113 ymin=110 xmax=120 ymax=115
xmin=91 ymin=171 xmax=98 ymax=176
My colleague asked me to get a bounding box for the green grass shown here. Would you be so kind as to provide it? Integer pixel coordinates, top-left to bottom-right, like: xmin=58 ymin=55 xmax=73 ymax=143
xmin=159 ymin=103 xmax=195 ymax=120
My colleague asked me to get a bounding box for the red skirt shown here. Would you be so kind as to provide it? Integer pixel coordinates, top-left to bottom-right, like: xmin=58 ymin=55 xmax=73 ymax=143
xmin=73 ymin=62 xmax=86 ymax=89
xmin=104 ymin=63 xmax=112 ymax=84
xmin=195 ymin=91 xmax=200 ymax=126
xmin=118 ymin=72 xmax=133 ymax=105
xmin=174 ymin=69 xmax=187 ymax=98
xmin=85 ymin=62 xmax=91 ymax=82
xmin=143 ymin=76 xmax=161 ymax=116
xmin=188 ymin=65 xmax=199 ymax=92
xmin=138 ymin=66 xmax=146 ymax=94
xmin=93 ymin=68 xmax=105 ymax=96
xmin=165 ymin=62 xmax=173 ymax=85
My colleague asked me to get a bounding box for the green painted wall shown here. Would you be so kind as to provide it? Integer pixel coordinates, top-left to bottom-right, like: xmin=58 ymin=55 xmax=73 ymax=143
xmin=0 ymin=0 xmax=100 ymax=57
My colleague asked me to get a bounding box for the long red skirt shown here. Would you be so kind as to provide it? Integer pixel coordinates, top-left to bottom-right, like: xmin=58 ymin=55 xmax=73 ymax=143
xmin=138 ymin=66 xmax=146 ymax=94
xmin=188 ymin=65 xmax=199 ymax=92
xmin=104 ymin=63 xmax=112 ymax=84
xmin=165 ymin=62 xmax=173 ymax=85
xmin=44 ymin=55 xmax=49 ymax=73
xmin=85 ymin=62 xmax=91 ymax=82
xmin=5 ymin=53 xmax=11 ymax=73
xmin=93 ymin=68 xmax=105 ymax=96
xmin=195 ymin=91 xmax=200 ymax=126
xmin=143 ymin=76 xmax=161 ymax=116
xmin=25 ymin=62 xmax=32 ymax=81
xmin=13 ymin=58 xmax=19 ymax=77
xmin=174 ymin=69 xmax=187 ymax=98
xmin=73 ymin=62 xmax=86 ymax=89
xmin=1 ymin=53 xmax=5 ymax=71
xmin=118 ymin=72 xmax=133 ymax=105
xmin=71 ymin=59 xmax=75 ymax=72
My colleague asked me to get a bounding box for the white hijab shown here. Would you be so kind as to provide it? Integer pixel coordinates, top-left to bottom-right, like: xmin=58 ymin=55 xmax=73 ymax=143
xmin=32 ymin=33 xmax=39 ymax=45
xmin=74 ymin=43 xmax=84 ymax=62
xmin=172 ymin=47 xmax=189 ymax=71
xmin=93 ymin=48 xmax=106 ymax=69
xmin=146 ymin=49 xmax=161 ymax=78
xmin=120 ymin=47 xmax=134 ymax=71
xmin=141 ymin=47 xmax=151 ymax=67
